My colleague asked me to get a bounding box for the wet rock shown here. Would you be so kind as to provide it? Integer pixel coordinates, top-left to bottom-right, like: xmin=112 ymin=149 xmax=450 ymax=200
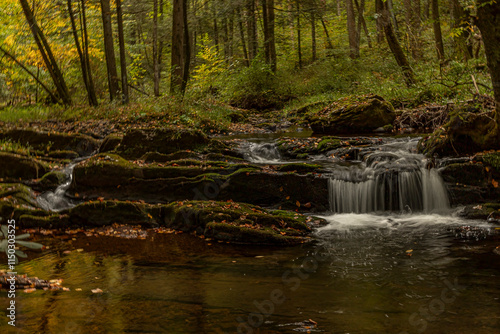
xmin=165 ymin=201 xmax=313 ymax=245
xmin=275 ymin=163 xmax=325 ymax=174
xmin=0 ymin=128 xmax=99 ymax=156
xmin=305 ymin=94 xmax=396 ymax=134
xmin=68 ymin=201 xmax=159 ymax=227
xmin=0 ymin=152 xmax=49 ymax=180
xmin=117 ymin=127 xmax=210 ymax=159
xmin=34 ymin=170 xmax=66 ymax=191
xmin=458 ymin=203 xmax=500 ymax=220
xmin=441 ymin=163 xmax=487 ymax=187
xmin=68 ymin=154 xmax=329 ymax=212
xmin=141 ymin=151 xmax=203 ymax=162
xmin=454 ymin=225 xmax=489 ymax=241
xmin=45 ymin=150 xmax=79 ymax=159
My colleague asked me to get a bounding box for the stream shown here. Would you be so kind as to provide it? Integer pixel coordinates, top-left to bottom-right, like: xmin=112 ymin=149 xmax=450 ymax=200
xmin=1 ymin=136 xmax=499 ymax=333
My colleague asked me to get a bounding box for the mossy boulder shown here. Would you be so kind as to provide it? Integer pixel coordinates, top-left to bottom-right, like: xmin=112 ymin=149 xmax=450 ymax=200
xmin=164 ymin=201 xmax=313 ymax=245
xmin=440 ymin=163 xmax=487 ymax=187
xmin=458 ymin=203 xmax=500 ymax=220
xmin=418 ymin=104 xmax=500 ymax=157
xmin=305 ymin=94 xmax=396 ymax=134
xmin=0 ymin=128 xmax=99 ymax=156
xmin=45 ymin=150 xmax=79 ymax=159
xmin=34 ymin=170 xmax=67 ymax=191
xmin=0 ymin=152 xmax=49 ymax=180
xmin=141 ymin=151 xmax=203 ymax=163
xmin=99 ymin=133 xmax=123 ymax=153
xmin=0 ymin=183 xmax=40 ymax=219
xmin=117 ymin=127 xmax=210 ymax=159
xmin=276 ymin=163 xmax=324 ymax=174
xmin=68 ymin=200 xmax=159 ymax=227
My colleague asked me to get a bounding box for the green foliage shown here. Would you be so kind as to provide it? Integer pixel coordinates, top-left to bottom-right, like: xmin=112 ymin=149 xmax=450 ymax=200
xmin=0 ymin=138 xmax=32 ymax=156
xmin=191 ymin=34 xmax=225 ymax=94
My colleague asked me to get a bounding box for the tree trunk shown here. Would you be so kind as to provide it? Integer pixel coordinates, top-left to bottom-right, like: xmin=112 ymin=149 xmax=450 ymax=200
xmin=297 ymin=0 xmax=302 ymax=68
xmin=153 ymin=0 xmax=160 ymax=96
xmin=19 ymin=0 xmax=71 ymax=104
xmin=67 ymin=0 xmax=97 ymax=106
xmin=320 ymin=17 xmax=334 ymax=49
xmin=379 ymin=1 xmax=416 ymax=86
xmin=375 ymin=0 xmax=384 ymax=43
xmin=346 ymin=0 xmax=359 ymax=58
xmin=311 ymin=8 xmax=317 ymax=61
xmin=80 ymin=0 xmax=97 ymax=105
xmin=100 ymin=0 xmax=120 ymax=101
xmin=170 ymin=0 xmax=190 ymax=95
xmin=403 ymin=0 xmax=422 ymax=59
xmin=431 ymin=0 xmax=445 ymax=60
xmin=246 ymin=0 xmax=257 ymax=61
xmin=116 ymin=0 xmax=129 ymax=103
xmin=237 ymin=6 xmax=250 ymax=66
xmin=476 ymin=0 xmax=500 ymax=119
xmin=354 ymin=0 xmax=372 ymax=48
xmin=450 ymin=0 xmax=473 ymax=60
xmin=268 ymin=0 xmax=276 ymax=71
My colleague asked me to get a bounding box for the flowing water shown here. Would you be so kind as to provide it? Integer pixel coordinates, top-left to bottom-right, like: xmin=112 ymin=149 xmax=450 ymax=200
xmin=36 ymin=161 xmax=79 ymax=212
xmin=2 ymin=137 xmax=499 ymax=333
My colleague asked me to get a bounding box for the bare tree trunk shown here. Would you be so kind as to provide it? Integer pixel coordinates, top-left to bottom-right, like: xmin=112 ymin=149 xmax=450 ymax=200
xmin=431 ymin=0 xmax=445 ymax=60
xmin=476 ymin=0 xmax=500 ymax=120
xmin=403 ymin=0 xmax=422 ymax=59
xmin=19 ymin=0 xmax=71 ymax=104
xmin=237 ymin=6 xmax=249 ymax=66
xmin=153 ymin=0 xmax=160 ymax=96
xmin=320 ymin=17 xmax=334 ymax=49
xmin=297 ymin=0 xmax=302 ymax=68
xmin=450 ymin=0 xmax=473 ymax=60
xmin=379 ymin=1 xmax=416 ymax=86
xmin=80 ymin=0 xmax=97 ymax=105
xmin=247 ymin=0 xmax=257 ymax=61
xmin=116 ymin=0 xmax=129 ymax=103
xmin=311 ymin=8 xmax=317 ymax=61
xmin=171 ymin=0 xmax=190 ymax=95
xmin=67 ymin=0 xmax=97 ymax=106
xmin=346 ymin=0 xmax=359 ymax=58
xmin=354 ymin=0 xmax=371 ymax=48
xmin=182 ymin=0 xmax=190 ymax=94
xmin=268 ymin=0 xmax=276 ymax=71
xmin=100 ymin=0 xmax=120 ymax=101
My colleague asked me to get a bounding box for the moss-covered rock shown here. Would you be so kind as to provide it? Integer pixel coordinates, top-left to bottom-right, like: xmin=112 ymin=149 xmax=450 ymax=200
xmin=117 ymin=127 xmax=210 ymax=159
xmin=458 ymin=203 xmax=500 ymax=220
xmin=0 ymin=128 xmax=99 ymax=156
xmin=305 ymin=94 xmax=396 ymax=134
xmin=68 ymin=154 xmax=329 ymax=211
xmin=35 ymin=170 xmax=67 ymax=191
xmin=0 ymin=152 xmax=49 ymax=180
xmin=418 ymin=104 xmax=500 ymax=157
xmin=141 ymin=151 xmax=203 ymax=162
xmin=45 ymin=150 xmax=79 ymax=159
xmin=99 ymin=133 xmax=123 ymax=153
xmin=68 ymin=200 xmax=159 ymax=227
xmin=0 ymin=183 xmax=40 ymax=219
xmin=440 ymin=163 xmax=487 ymax=187
xmin=164 ymin=200 xmax=313 ymax=245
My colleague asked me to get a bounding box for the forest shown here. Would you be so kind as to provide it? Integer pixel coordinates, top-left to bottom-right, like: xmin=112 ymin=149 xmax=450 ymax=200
xmin=1 ymin=1 xmax=500 ymax=333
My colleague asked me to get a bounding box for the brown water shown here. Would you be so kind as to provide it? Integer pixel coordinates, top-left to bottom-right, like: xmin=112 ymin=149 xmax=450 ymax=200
xmin=1 ymin=214 xmax=500 ymax=334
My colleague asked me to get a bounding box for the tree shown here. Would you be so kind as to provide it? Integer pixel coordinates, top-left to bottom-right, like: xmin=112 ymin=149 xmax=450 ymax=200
xmin=19 ymin=0 xmax=71 ymax=105
xmin=431 ymin=0 xmax=445 ymax=60
xmin=346 ymin=0 xmax=359 ymax=59
xmin=116 ymin=0 xmax=129 ymax=103
xmin=379 ymin=0 xmax=416 ymax=86
xmin=100 ymin=0 xmax=120 ymax=101
xmin=170 ymin=0 xmax=190 ymax=95
xmin=262 ymin=0 xmax=277 ymax=71
xmin=476 ymin=0 xmax=500 ymax=120
xmin=403 ymin=0 xmax=422 ymax=59
xmin=153 ymin=0 xmax=160 ymax=96
xmin=67 ymin=0 xmax=98 ymax=106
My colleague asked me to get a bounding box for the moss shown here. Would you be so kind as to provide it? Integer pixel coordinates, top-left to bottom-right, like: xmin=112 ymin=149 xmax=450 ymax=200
xmin=19 ymin=214 xmax=69 ymax=229
xmin=117 ymin=127 xmax=210 ymax=159
xmin=141 ymin=151 xmax=202 ymax=162
xmin=296 ymin=153 xmax=310 ymax=159
xmin=99 ymin=133 xmax=123 ymax=153
xmin=0 ymin=152 xmax=50 ymax=180
xmin=0 ymin=128 xmax=99 ymax=156
xmin=69 ymin=200 xmax=158 ymax=227
xmin=164 ymin=200 xmax=311 ymax=245
xmin=483 ymin=153 xmax=500 ymax=170
xmin=305 ymin=94 xmax=396 ymax=134
xmin=37 ymin=171 xmax=66 ymax=190
xmin=317 ymin=138 xmax=342 ymax=152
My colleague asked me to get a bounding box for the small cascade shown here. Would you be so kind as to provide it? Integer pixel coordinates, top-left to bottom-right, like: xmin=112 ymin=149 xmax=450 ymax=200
xmin=244 ymin=142 xmax=282 ymax=163
xmin=328 ymin=139 xmax=450 ymax=214
xmin=37 ymin=159 xmax=82 ymax=212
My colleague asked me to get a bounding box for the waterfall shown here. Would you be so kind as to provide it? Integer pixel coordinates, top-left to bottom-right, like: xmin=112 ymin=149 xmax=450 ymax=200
xmin=244 ymin=142 xmax=282 ymax=163
xmin=328 ymin=140 xmax=450 ymax=214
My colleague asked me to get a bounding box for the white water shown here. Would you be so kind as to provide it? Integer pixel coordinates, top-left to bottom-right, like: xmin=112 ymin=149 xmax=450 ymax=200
xmin=37 ymin=161 xmax=78 ymax=212
xmin=243 ymin=142 xmax=282 ymax=164
xmin=328 ymin=139 xmax=450 ymax=213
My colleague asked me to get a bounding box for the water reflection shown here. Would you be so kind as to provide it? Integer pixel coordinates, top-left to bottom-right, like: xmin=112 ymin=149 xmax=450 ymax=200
xmin=1 ymin=222 xmax=499 ymax=333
